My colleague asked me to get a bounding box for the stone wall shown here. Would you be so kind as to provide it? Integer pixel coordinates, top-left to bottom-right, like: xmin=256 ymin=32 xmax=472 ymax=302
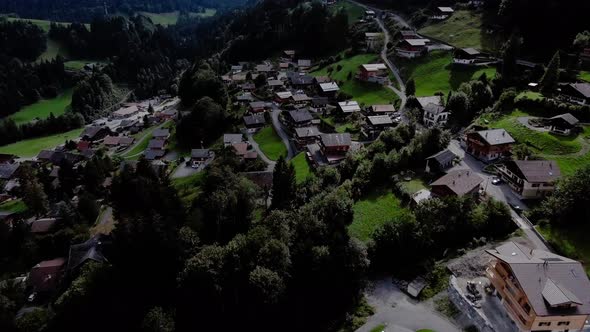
xmin=448 ymin=276 xmax=495 ymax=332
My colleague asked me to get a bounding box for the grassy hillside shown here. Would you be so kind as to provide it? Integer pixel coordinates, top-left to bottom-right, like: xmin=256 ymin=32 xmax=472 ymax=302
xmin=402 ymin=50 xmax=496 ymax=96
xmin=349 ymin=189 xmax=409 ymax=242
xmin=138 ymin=9 xmax=216 ymax=26
xmin=330 ymin=0 xmax=365 ymax=22
xmin=291 ymin=152 xmax=312 ymax=184
xmin=7 ymin=89 xmax=73 ymax=125
xmin=253 ymin=126 xmax=287 ymax=161
xmin=0 ymin=128 xmax=83 ymax=158
xmin=312 ymin=54 xmax=399 ymax=105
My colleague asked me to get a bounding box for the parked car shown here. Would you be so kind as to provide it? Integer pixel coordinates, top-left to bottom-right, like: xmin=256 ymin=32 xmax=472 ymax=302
xmin=491 ymin=177 xmax=502 ymax=185
xmin=508 ymin=202 xmax=523 ymax=214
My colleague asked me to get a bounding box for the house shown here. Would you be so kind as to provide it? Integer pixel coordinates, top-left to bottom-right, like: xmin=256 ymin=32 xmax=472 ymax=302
xmin=288 ymin=72 xmax=314 ymax=87
xmin=0 ymin=163 xmax=19 ymax=180
xmin=286 ymin=109 xmax=314 ymax=128
xmin=365 ymin=10 xmax=376 ymax=18
xmin=430 ymin=169 xmax=483 ymax=197
xmin=232 ymin=142 xmax=249 ymax=158
xmin=30 ymin=218 xmax=60 ymax=234
xmin=236 ymin=92 xmax=255 ymax=103
xmin=319 ymin=82 xmax=340 ymax=96
xmin=315 ymin=76 xmax=332 ymax=84
xmin=67 ymin=234 xmax=108 ymax=271
xmin=465 ymin=129 xmax=515 ymax=162
xmin=358 ymin=64 xmax=389 ymax=85
xmin=240 ymin=83 xmax=255 ymax=92
xmin=283 ymin=50 xmax=296 ymax=59
xmin=230 ymin=65 xmax=243 ymax=74
xmin=294 ymin=126 xmax=321 ymax=148
xmin=243 ymin=114 xmax=266 ymax=129
xmin=224 ymin=134 xmax=244 ymax=146
xmin=425 ymin=149 xmax=457 ymax=173
xmin=291 ymin=94 xmax=312 ymax=105
xmin=368 ymin=104 xmax=396 ymax=115
xmin=338 ymin=101 xmax=361 ymax=114
xmin=559 ymin=83 xmax=590 ymax=105
xmin=152 ymin=128 xmax=170 ymax=141
xmin=365 ymin=32 xmax=383 ymax=51
xmin=275 ymin=91 xmax=293 ymax=104
xmin=36 ymin=150 xmax=84 ymax=165
xmin=267 ymin=79 xmax=284 ymax=90
xmin=144 ymin=149 xmax=166 ymax=161
xmin=297 ymin=59 xmax=312 ymax=70
xmin=112 ymin=104 xmax=140 ymax=119
xmin=486 ymin=242 xmax=590 ymax=332
xmin=453 ymin=48 xmax=484 ymax=65
xmin=311 ymin=97 xmax=330 ymax=111
xmin=80 ymin=126 xmax=110 ymax=142
xmin=249 ymin=101 xmax=267 ymax=113
xmin=148 ymin=139 xmax=166 ymax=150
xmin=191 ymin=149 xmax=213 ymax=167
xmin=119 ymin=137 xmax=134 ymax=147
xmin=497 ymin=160 xmax=561 ymax=199
xmin=548 ymin=113 xmax=580 ymax=135
xmin=400 ymin=30 xmax=421 ymax=39
xmin=29 ymin=258 xmax=66 ymax=292
xmin=319 ymin=133 xmax=352 ymax=165
xmin=422 ymin=103 xmax=449 ymax=128
xmin=256 ymin=64 xmax=274 ymax=73
xmin=363 ymin=115 xmax=394 ymax=139
xmin=395 ymin=39 xmax=429 ymax=58
xmin=433 ymin=7 xmax=454 ymax=20
xmin=103 ymin=135 xmax=121 ymax=147
xmin=417 ymin=95 xmax=443 ymax=109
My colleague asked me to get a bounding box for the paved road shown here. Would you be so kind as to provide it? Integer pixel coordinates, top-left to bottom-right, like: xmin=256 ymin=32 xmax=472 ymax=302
xmin=357 ymin=278 xmax=461 ymax=332
xmin=247 ymin=133 xmax=276 ymax=172
xmin=270 ymin=108 xmax=296 ymax=160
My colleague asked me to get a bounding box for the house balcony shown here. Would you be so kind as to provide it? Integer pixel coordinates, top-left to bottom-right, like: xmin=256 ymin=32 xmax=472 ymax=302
xmin=487 ymin=263 xmax=534 ymax=327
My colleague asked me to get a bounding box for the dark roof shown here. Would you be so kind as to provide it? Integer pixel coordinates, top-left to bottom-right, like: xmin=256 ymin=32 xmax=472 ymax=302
xmin=295 ymin=126 xmax=321 ymax=138
xmin=37 ymin=150 xmax=84 ymax=165
xmin=223 ymin=133 xmax=243 ymax=144
xmin=148 ymin=139 xmax=166 ymax=149
xmin=487 ymin=242 xmax=590 ymax=316
xmin=0 ymin=163 xmax=19 ymax=180
xmin=152 ymin=128 xmax=170 ymax=138
xmin=68 ymin=234 xmax=108 ymax=270
xmin=144 ymin=149 xmax=166 ymax=160
xmin=474 ymin=129 xmax=515 ymax=146
xmin=119 ymin=137 xmax=135 ymax=146
xmin=367 ymin=115 xmax=393 ymax=126
xmin=30 ymin=218 xmax=59 ymax=233
xmin=423 ymin=103 xmax=446 ymax=115
xmin=321 ymin=133 xmax=352 ymax=147
xmin=191 ymin=149 xmax=211 ymax=159
xmin=288 ymin=109 xmax=313 ymax=123
xmin=291 ymin=94 xmax=312 ymax=102
xmin=81 ymin=126 xmax=106 ymax=139
xmin=371 ymin=104 xmax=396 ymax=113
xmin=312 ymin=97 xmax=329 ymax=106
xmin=567 ymin=83 xmax=590 ymax=98
xmin=426 ymin=149 xmax=457 ymax=165
xmin=506 ymin=160 xmax=561 ymax=183
xmin=289 ymin=73 xmax=314 ymax=85
xmin=431 ymin=169 xmax=483 ymax=196
xmin=37 ymin=150 xmax=55 ymax=160
xmin=250 ymin=101 xmax=266 ymax=109
xmin=243 ymin=114 xmax=266 ymax=126
xmin=550 ymin=113 xmax=579 ymax=126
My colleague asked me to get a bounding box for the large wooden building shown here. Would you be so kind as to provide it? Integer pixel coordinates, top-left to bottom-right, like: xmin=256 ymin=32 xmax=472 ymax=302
xmin=465 ymin=129 xmax=515 ymax=162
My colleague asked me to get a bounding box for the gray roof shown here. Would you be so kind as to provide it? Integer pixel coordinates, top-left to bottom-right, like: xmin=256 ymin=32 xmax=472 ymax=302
xmin=568 ymin=83 xmax=590 ymax=98
xmin=81 ymin=126 xmax=106 ymax=139
xmin=507 ymin=160 xmax=561 ymax=183
xmin=426 ymin=149 xmax=457 ymax=165
xmin=68 ymin=234 xmax=108 ymax=270
xmin=223 ymin=134 xmax=243 ymax=145
xmin=423 ymin=103 xmax=446 ymax=115
xmin=291 ymin=94 xmax=312 ymax=102
xmin=417 ymin=96 xmax=443 ymax=108
xmin=367 ymin=115 xmax=393 ymax=126
xmin=152 ymin=128 xmax=170 ymax=138
xmin=431 ymin=169 xmax=483 ymax=196
xmin=267 ymin=79 xmax=284 ymax=87
xmin=475 ymin=129 xmax=515 ymax=146
xmin=191 ymin=149 xmax=211 ymax=159
xmin=148 ymin=139 xmax=165 ymax=149
xmin=295 ymin=126 xmax=321 ymax=138
xmin=550 ymin=113 xmax=579 ymax=126
xmin=144 ymin=149 xmax=166 ymax=160
xmin=243 ymin=114 xmax=266 ymax=126
xmin=250 ymin=101 xmax=266 ymax=109
xmin=321 ymin=133 xmax=352 ymax=147
xmin=487 ymin=242 xmax=590 ymax=316
xmin=0 ymin=163 xmax=19 ymax=180
xmin=462 ymin=48 xmax=481 ymax=55
xmin=256 ymin=64 xmax=273 ymax=72
xmin=288 ymin=109 xmax=313 ymax=123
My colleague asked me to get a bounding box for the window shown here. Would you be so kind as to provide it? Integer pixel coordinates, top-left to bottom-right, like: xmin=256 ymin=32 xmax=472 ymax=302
xmin=531 ymin=183 xmax=540 ymax=188
xmin=558 ymin=321 xmax=570 ymax=326
xmin=539 ymin=322 xmax=551 ymax=327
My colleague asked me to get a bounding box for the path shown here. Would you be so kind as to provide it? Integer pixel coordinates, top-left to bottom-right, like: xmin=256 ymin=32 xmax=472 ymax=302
xmin=270 ymin=107 xmax=296 ymax=160
xmin=247 ymin=133 xmax=276 ymax=172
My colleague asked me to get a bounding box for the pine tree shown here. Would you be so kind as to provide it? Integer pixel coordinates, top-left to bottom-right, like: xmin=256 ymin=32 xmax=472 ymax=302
xmin=271 ymin=156 xmax=296 ymax=210
xmin=405 ymin=78 xmax=416 ymax=96
xmin=539 ymin=51 xmax=560 ymax=96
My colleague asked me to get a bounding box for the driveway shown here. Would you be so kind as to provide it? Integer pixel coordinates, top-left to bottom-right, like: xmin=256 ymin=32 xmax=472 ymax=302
xmin=247 ymin=132 xmax=276 ymax=172
xmin=270 ymin=107 xmax=296 ymax=160
xmin=357 ymin=278 xmax=461 ymax=332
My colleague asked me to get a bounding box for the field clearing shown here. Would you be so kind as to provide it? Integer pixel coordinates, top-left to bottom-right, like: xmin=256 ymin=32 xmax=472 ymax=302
xmin=311 ymin=54 xmax=399 ymax=105
xmin=290 ymin=152 xmax=312 ymax=184
xmin=330 ymin=0 xmax=365 ymax=22
xmin=138 ymin=9 xmax=216 ymax=26
xmin=538 ymin=224 xmax=590 ymax=275
xmin=253 ymin=126 xmax=287 ymax=161
xmin=402 ymin=50 xmax=496 ymax=96
xmin=4 ymin=17 xmax=88 ymax=32
xmin=0 ymin=128 xmax=83 ymax=158
xmin=7 ymin=89 xmax=73 ymax=125
xmin=579 ymin=71 xmax=590 ymax=83
xmin=172 ymin=171 xmax=206 ymax=206
xmin=349 ymin=189 xmax=409 ymax=242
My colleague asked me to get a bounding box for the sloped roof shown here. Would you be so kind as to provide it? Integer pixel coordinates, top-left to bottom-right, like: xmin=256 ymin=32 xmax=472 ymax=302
xmin=338 ymin=101 xmax=361 ymax=113
xmin=550 ymin=113 xmax=579 ymax=126
xmin=224 ymin=133 xmax=243 ymax=144
xmin=30 ymin=218 xmax=59 ymax=234
xmin=426 ymin=149 xmax=457 ymax=165
xmin=568 ymin=83 xmax=590 ymax=98
xmin=431 ymin=169 xmax=483 ymax=196
xmin=319 ymin=82 xmax=339 ymax=92
xmin=371 ymin=104 xmax=396 ymax=113
xmin=191 ymin=149 xmax=211 ymax=159
xmin=361 ymin=64 xmax=387 ymax=72
xmin=103 ymin=136 xmax=121 ymax=146
xmin=368 ymin=115 xmax=393 ymax=126
xmin=288 ymin=109 xmax=313 ymax=123
xmin=462 ymin=47 xmax=481 ymax=55
xmin=153 ymin=129 xmax=170 ymax=138
xmin=295 ymin=126 xmax=321 ymax=138
xmin=68 ymin=235 xmax=108 ymax=270
xmin=148 ymin=139 xmax=165 ymax=149
xmin=81 ymin=126 xmax=106 ymax=139
xmin=474 ymin=129 xmax=515 ymax=146
xmin=0 ymin=163 xmax=19 ymax=180
xmin=243 ymin=114 xmax=266 ymax=126
xmin=506 ymin=160 xmax=561 ymax=183
xmin=321 ymin=133 xmax=352 ymax=147
xmin=423 ymin=103 xmax=446 ymax=115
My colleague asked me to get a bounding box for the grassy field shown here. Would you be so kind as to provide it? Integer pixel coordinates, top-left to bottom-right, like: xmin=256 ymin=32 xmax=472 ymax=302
xmin=0 ymin=128 xmax=83 ymax=158
xmin=138 ymin=9 xmax=216 ymax=26
xmin=253 ymin=126 xmax=287 ymax=161
xmin=37 ymin=38 xmax=71 ymax=62
xmin=172 ymin=172 xmax=206 ymax=207
xmin=4 ymin=17 xmax=83 ymax=32
xmin=291 ymin=152 xmax=312 ymax=184
xmin=418 ymin=10 xmax=502 ymax=51
xmin=330 ymin=0 xmax=365 ymax=22
xmin=7 ymin=89 xmax=73 ymax=125
xmin=349 ymin=188 xmax=409 ymax=242
xmin=402 ymin=178 xmax=427 ymax=194
xmin=579 ymin=71 xmax=590 ymax=83
xmin=0 ymin=200 xmax=28 ymax=214
xmin=321 ymin=115 xmax=358 ymax=134
xmin=538 ymin=224 xmax=590 ymax=275
xmin=311 ymin=54 xmax=399 ymax=105
xmin=402 ymin=50 xmax=496 ymax=96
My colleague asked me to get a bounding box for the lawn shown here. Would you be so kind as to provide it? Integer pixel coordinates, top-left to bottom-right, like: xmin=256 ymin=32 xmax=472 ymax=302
xmin=172 ymin=171 xmax=206 ymax=206
xmin=138 ymin=9 xmax=216 ymax=26
xmin=253 ymin=126 xmax=287 ymax=161
xmin=402 ymin=50 xmax=496 ymax=97
xmin=290 ymin=152 xmax=312 ymax=184
xmin=538 ymin=224 xmax=590 ymax=275
xmin=0 ymin=128 xmax=83 ymax=158
xmin=402 ymin=178 xmax=427 ymax=194
xmin=349 ymin=188 xmax=409 ymax=242
xmin=311 ymin=54 xmax=399 ymax=105
xmin=321 ymin=115 xmax=358 ymax=134
xmin=418 ymin=10 xmax=502 ymax=51
xmin=369 ymin=324 xmax=386 ymax=332
xmin=516 ymin=91 xmax=544 ymax=102
xmin=0 ymin=200 xmax=28 ymax=214
xmin=330 ymin=0 xmax=365 ymax=22
xmin=7 ymin=89 xmax=73 ymax=125
xmin=579 ymin=71 xmax=590 ymax=83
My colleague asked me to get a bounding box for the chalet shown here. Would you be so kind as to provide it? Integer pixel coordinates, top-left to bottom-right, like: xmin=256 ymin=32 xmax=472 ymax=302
xmin=112 ymin=104 xmax=140 ymax=119
xmin=158 ymin=108 xmax=178 ymax=120
xmin=286 ymin=109 xmax=313 ymax=128
xmin=452 ymin=48 xmax=483 ymax=65
xmin=363 ymin=115 xmax=394 ymax=139
xmin=67 ymin=234 xmax=108 ymax=271
xmin=256 ymin=64 xmax=274 ymax=73
xmin=486 ymin=242 xmax=590 ymax=332
xmin=395 ymin=39 xmax=429 ymax=58
xmin=338 ymin=101 xmax=361 ymax=114
xmin=365 ymin=32 xmax=383 ymax=51
xmin=243 ymin=114 xmax=266 ymax=129
xmin=144 ymin=149 xmax=165 ymax=161
xmin=497 ymin=160 xmax=561 ymax=199
xmin=559 ymin=83 xmax=590 ymax=105
xmin=358 ymin=64 xmax=389 ymax=85
xmin=148 ymin=139 xmax=166 ymax=150
xmin=0 ymin=163 xmax=19 ymax=180
xmin=152 ymin=129 xmax=170 ymax=141
xmin=425 ymin=149 xmax=457 ymax=173
xmin=191 ymin=149 xmax=213 ymax=167
xmin=240 ymin=83 xmax=255 ymax=92
xmin=430 ymin=169 xmax=483 ymax=198
xmin=315 ymin=76 xmax=332 ymax=84
xmin=29 ymin=258 xmax=66 ymax=292
xmin=294 ymin=127 xmax=321 ymax=148
xmin=267 ymin=79 xmax=284 ymax=90
xmin=231 ymin=73 xmax=248 ymax=83
xmin=311 ymin=97 xmax=330 ymax=111
xmin=236 ymin=93 xmax=255 ymax=103
xmin=230 ymin=65 xmax=243 ymax=74
xmin=103 ymin=136 xmax=122 ymax=147
xmin=400 ymin=30 xmax=421 ymax=39
xmin=422 ymin=103 xmax=449 ymax=128
xmin=417 ymin=95 xmax=443 ymax=109
xmin=297 ymin=59 xmax=312 ymax=70
xmin=275 ymin=91 xmax=293 ymax=104
xmin=319 ymin=133 xmax=352 ymax=165
xmin=119 ymin=137 xmax=134 ymax=147
xmin=291 ymin=94 xmax=312 ymax=105
xmin=80 ymin=126 xmax=111 ymax=142
xmin=288 ymin=72 xmax=314 ymax=87
xmin=368 ymin=104 xmax=396 ymax=115
xmin=433 ymin=7 xmax=454 ymax=20
xmin=465 ymin=129 xmax=515 ymax=162
xmin=249 ymin=101 xmax=267 ymax=113
xmin=549 ymin=113 xmax=580 ymax=135
xmin=319 ymin=82 xmax=340 ymax=96
xmin=232 ymin=142 xmax=249 ymax=158
xmin=224 ymin=134 xmax=244 ymax=146
xmin=36 ymin=150 xmax=84 ymax=165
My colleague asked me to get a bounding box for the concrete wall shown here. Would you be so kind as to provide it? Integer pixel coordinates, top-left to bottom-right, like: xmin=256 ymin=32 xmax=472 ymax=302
xmin=448 ymin=276 xmax=495 ymax=332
